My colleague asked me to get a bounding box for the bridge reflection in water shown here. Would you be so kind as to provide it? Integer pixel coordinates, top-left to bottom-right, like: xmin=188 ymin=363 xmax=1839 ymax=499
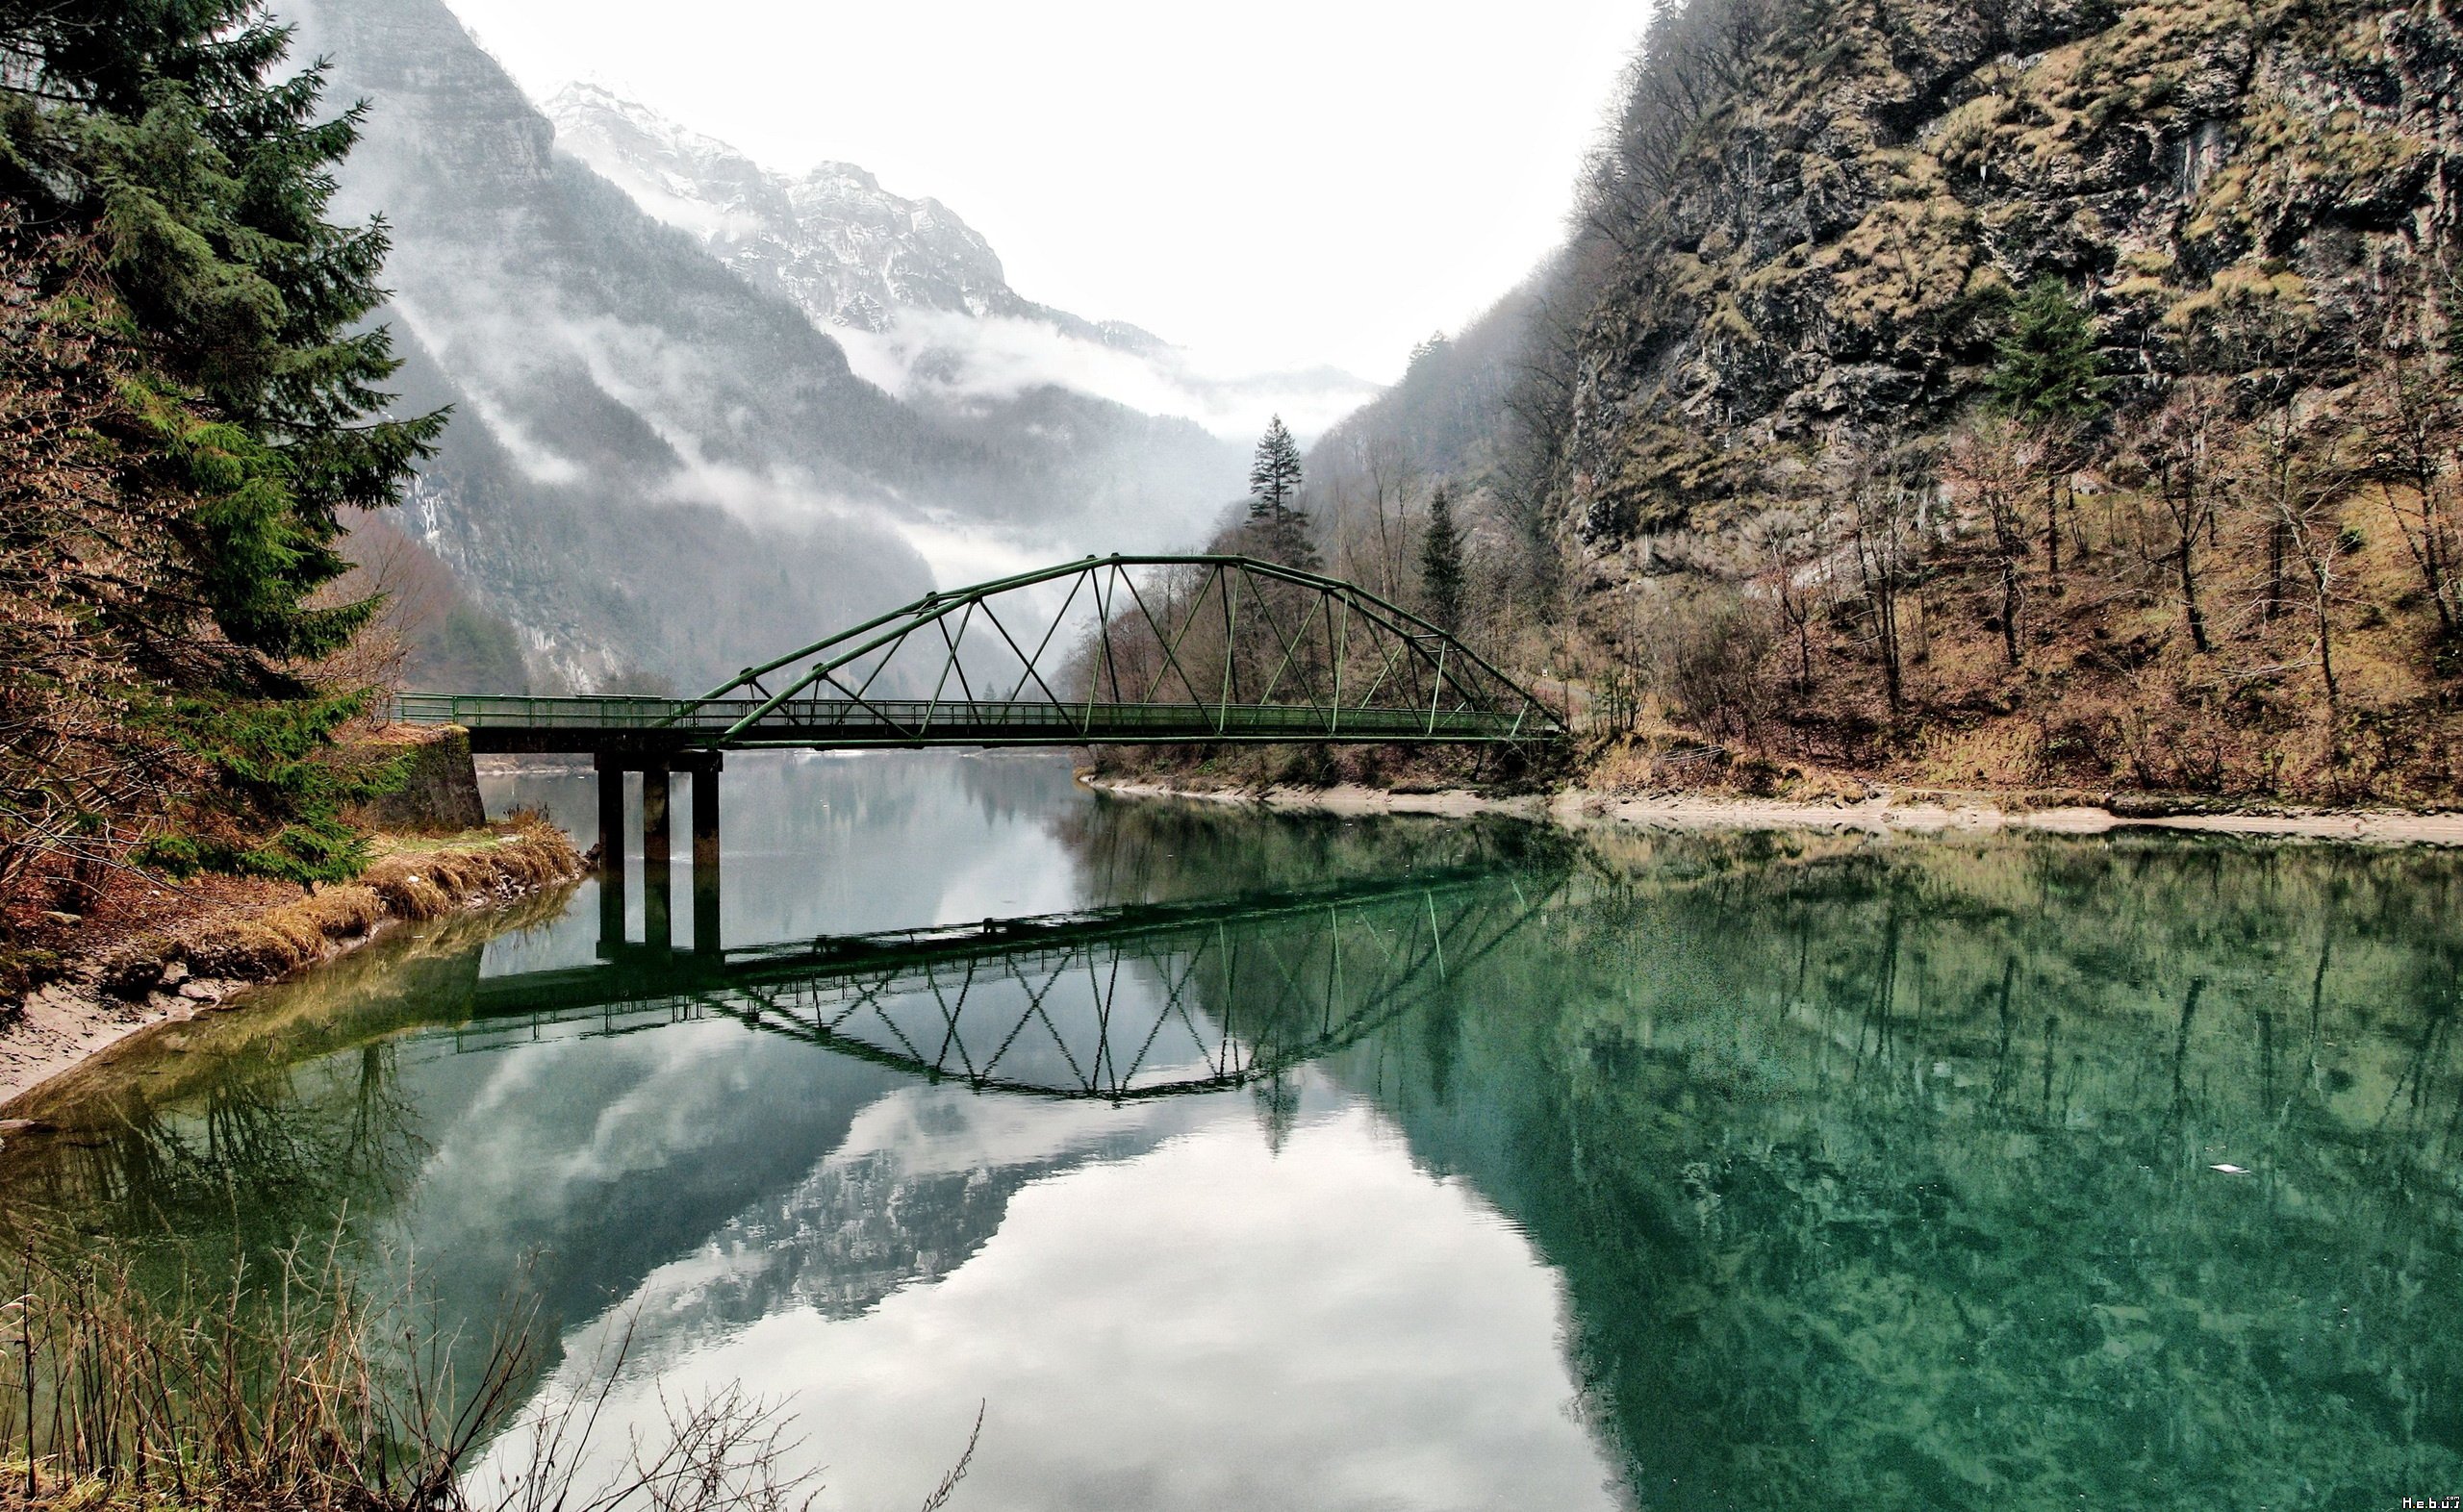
xmin=461 ymin=868 xmax=1569 ymax=1101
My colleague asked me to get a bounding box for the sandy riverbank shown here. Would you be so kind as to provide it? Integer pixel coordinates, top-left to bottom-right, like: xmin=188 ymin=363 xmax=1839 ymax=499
xmin=0 ymin=820 xmax=586 ymax=1113
xmin=1082 ymin=775 xmax=2463 ymax=846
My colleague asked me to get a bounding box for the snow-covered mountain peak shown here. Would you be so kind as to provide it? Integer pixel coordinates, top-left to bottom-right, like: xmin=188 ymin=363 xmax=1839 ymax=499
xmin=546 ymin=83 xmax=1030 ymax=333
xmin=539 ymin=83 xmax=1368 ymax=441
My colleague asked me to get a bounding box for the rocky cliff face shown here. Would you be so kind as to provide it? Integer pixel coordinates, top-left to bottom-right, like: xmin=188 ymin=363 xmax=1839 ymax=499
xmin=1557 ymin=0 xmax=2462 ymax=565
xmin=1335 ymin=0 xmax=2463 ymax=802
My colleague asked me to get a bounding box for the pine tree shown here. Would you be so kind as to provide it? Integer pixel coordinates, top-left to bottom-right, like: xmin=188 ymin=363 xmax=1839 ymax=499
xmin=1419 ymin=482 xmax=1466 ymax=633
xmin=0 ymin=2 xmax=437 ymax=891
xmin=1 ymin=0 xmax=444 ymax=663
xmin=1987 ymin=278 xmax=2108 ymax=584
xmin=1248 ymin=416 xmax=1305 ymax=522
xmin=1245 ymin=415 xmax=1315 ymax=567
xmin=1988 ymin=279 xmax=2109 ymax=427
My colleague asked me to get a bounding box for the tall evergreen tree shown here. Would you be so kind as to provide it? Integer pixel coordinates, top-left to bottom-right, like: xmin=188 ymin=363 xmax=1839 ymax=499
xmin=1988 ymin=279 xmax=2109 ymax=427
xmin=1244 ymin=415 xmax=1315 ymax=568
xmin=1987 ymin=278 xmax=2108 ymax=584
xmin=1419 ymin=481 xmax=1466 ymax=632
xmin=0 ymin=2 xmax=439 ymax=890
xmin=1248 ymin=415 xmax=1305 ymax=522
xmin=1 ymin=0 xmax=444 ymax=664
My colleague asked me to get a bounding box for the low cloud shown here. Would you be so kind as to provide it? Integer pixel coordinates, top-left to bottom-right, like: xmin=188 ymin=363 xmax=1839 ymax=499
xmin=837 ymin=309 xmax=1377 ymax=442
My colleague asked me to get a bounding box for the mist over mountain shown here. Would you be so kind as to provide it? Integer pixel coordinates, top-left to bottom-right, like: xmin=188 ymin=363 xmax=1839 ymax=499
xmin=546 ymin=84 xmax=1376 ymax=444
xmin=546 ymin=83 xmax=1158 ymax=348
xmin=292 ymin=0 xmax=1263 ymax=691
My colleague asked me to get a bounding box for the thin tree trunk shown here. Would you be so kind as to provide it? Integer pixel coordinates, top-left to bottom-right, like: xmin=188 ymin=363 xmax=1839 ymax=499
xmin=2266 ymin=518 xmax=2288 ymax=620
xmin=1878 ymin=599 xmax=1903 ymax=715
xmin=2044 ymin=474 xmax=2061 ymax=588
xmin=2177 ymin=537 xmax=2210 ymax=653
xmin=2000 ymin=560 xmax=2020 ymax=667
xmin=2313 ymin=583 xmax=2338 ymax=713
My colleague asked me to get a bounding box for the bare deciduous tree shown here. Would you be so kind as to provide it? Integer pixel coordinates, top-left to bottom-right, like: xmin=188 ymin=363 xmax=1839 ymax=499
xmin=1945 ymin=416 xmax=2039 ymax=667
xmin=1743 ymin=504 xmax=1826 ymax=691
xmin=2228 ymin=404 xmax=2358 ymax=712
xmin=2363 ymin=344 xmax=2463 ymax=641
xmin=2130 ymin=382 xmax=2227 ymax=654
xmin=1834 ymin=439 xmax=1936 ymax=718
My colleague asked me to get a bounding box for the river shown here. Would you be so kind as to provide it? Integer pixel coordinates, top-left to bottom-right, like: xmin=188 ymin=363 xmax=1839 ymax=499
xmin=4 ymin=750 xmax=2460 ymax=1509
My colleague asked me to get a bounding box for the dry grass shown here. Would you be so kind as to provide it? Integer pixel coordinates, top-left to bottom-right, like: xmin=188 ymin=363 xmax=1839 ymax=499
xmin=79 ymin=819 xmax=583 ymax=1000
xmin=0 ymin=1238 xmax=526 ymax=1512
xmin=1558 ymin=447 xmax=2463 ymax=810
xmin=0 ymin=1235 xmax=889 ymax=1512
xmin=359 ymin=836 xmax=572 ymax=925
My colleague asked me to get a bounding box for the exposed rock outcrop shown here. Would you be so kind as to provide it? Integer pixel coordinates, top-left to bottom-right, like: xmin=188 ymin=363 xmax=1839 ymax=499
xmin=1557 ymin=0 xmax=2461 ymax=565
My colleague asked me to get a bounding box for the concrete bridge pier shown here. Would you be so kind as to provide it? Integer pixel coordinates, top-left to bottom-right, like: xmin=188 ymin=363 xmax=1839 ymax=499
xmin=681 ymin=752 xmax=723 ymax=955
xmin=592 ymin=750 xmax=723 ymax=959
xmin=595 ymin=754 xmax=627 ymax=960
xmin=642 ymin=768 xmax=672 ymax=866
xmin=641 ymin=767 xmax=674 ymax=956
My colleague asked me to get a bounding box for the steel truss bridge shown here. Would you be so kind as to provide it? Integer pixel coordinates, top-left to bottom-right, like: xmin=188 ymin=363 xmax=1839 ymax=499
xmin=394 ymin=555 xmax=1561 ymax=756
xmin=454 ymin=868 xmax=1567 ymax=1102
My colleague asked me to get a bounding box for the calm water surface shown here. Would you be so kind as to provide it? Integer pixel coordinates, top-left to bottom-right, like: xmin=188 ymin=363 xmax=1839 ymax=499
xmin=6 ymin=750 xmax=2461 ymax=1510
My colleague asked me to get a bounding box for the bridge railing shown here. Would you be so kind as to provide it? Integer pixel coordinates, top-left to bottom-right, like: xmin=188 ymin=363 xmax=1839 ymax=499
xmin=391 ymin=693 xmax=1532 ymax=743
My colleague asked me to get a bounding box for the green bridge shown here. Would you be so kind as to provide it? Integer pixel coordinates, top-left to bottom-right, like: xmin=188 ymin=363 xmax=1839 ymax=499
xmin=388 ymin=556 xmax=1561 ymax=956
xmin=393 ymin=555 xmax=1554 ymax=756
xmin=450 ymin=862 xmax=1572 ymax=1100
xmin=390 ymin=693 xmax=1536 ymax=754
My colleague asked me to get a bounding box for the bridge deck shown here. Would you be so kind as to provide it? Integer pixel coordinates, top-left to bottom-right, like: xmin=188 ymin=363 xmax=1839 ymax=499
xmin=394 ymin=693 xmax=1537 ymax=753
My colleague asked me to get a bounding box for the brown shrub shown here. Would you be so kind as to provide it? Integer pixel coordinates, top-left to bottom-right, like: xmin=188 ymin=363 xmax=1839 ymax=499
xmin=1638 ymin=583 xmax=1778 ymax=740
xmin=179 ymin=920 xmax=310 ymax=979
xmin=287 ymin=885 xmax=384 ymax=940
xmin=360 ymin=858 xmax=451 ymax=920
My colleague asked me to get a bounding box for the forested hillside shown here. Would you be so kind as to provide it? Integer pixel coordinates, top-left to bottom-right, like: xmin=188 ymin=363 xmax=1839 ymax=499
xmin=1307 ymin=0 xmax=2463 ymax=805
xmin=0 ymin=0 xmax=435 ymax=936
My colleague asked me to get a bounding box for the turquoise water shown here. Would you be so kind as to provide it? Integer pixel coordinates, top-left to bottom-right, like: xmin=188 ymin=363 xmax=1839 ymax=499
xmin=5 ymin=751 xmax=2460 ymax=1509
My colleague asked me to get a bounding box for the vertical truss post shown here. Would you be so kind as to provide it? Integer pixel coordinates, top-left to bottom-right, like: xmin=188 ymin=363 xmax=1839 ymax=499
xmin=1220 ymin=567 xmax=1238 ymax=719
xmin=1329 ymin=594 xmax=1345 ymax=735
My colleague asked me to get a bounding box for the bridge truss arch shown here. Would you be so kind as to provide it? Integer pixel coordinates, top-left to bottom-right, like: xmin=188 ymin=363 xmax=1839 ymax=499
xmin=458 ymin=869 xmax=1569 ymax=1101
xmin=671 ymin=554 xmax=1562 ymax=749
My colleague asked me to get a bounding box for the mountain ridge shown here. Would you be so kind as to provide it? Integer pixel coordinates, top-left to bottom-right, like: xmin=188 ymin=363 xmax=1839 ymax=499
xmin=290 ymin=0 xmax=1250 ymax=690
xmin=545 ymin=82 xmax=1374 ymax=448
xmin=546 ymin=82 xmax=1166 ymax=353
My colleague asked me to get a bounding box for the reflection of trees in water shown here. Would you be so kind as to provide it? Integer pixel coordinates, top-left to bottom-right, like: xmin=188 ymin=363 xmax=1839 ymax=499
xmin=12 ymin=816 xmax=2459 ymax=1508
xmin=0 ymin=895 xmax=543 ymax=1268
xmin=1324 ymin=831 xmax=2463 ymax=1507
xmin=1054 ymin=792 xmax=1573 ymax=907
xmin=9 ymin=1043 xmax=429 ymax=1277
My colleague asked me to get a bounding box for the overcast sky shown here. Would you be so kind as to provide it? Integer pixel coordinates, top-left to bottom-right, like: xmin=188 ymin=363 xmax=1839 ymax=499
xmin=438 ymin=0 xmax=1646 ymax=384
